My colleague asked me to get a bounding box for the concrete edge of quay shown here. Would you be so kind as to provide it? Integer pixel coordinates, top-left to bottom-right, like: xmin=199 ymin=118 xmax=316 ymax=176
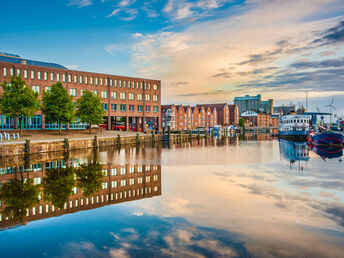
xmin=0 ymin=133 xmax=203 ymax=157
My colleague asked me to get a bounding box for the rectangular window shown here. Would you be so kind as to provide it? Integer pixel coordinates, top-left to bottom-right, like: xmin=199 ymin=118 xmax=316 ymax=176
xmin=102 ymin=182 xmax=108 ymax=189
xmin=110 ymin=79 xmax=113 ymax=86
xmin=146 ymin=176 xmax=151 ymax=183
xmin=145 ymin=94 xmax=151 ymax=101
xmin=74 ymin=75 xmax=77 ymax=83
xmin=30 ymin=70 xmax=35 ymax=79
xmin=149 ymin=83 xmax=151 ymax=90
xmin=45 ymin=86 xmax=50 ymax=92
xmin=153 ymin=95 xmax=158 ymax=102
xmin=24 ymin=70 xmax=28 ymax=79
xmin=90 ymin=77 xmax=93 ymax=84
xmin=137 ymin=94 xmax=143 ymax=101
xmin=44 ymin=72 xmax=48 ymax=80
xmin=124 ymin=81 xmax=126 ymax=88
xmin=120 ymin=167 xmax=126 ymax=175
xmin=121 ymin=179 xmax=126 ymax=187
xmin=128 ymin=81 xmax=131 ymax=88
xmin=105 ymin=78 xmax=108 ymax=86
xmin=120 ymin=104 xmax=126 ymax=111
xmin=57 ymin=73 xmax=60 ymax=81
xmin=3 ymin=68 xmax=7 ymax=76
xmin=37 ymin=71 xmax=41 ymax=80
xmin=138 ymin=105 xmax=143 ymax=112
xmin=112 ymin=181 xmax=118 ymax=188
xmin=120 ymin=92 xmax=126 ymax=100
xmin=138 ymin=165 xmax=142 ymax=172
xmin=129 ymin=93 xmax=134 ymax=100
xmin=69 ymin=88 xmax=77 ymax=97
xmin=63 ymin=74 xmax=66 ymax=82
xmin=10 ymin=68 xmax=14 ymax=76
xmin=119 ymin=80 xmax=122 ymax=87
xmin=50 ymin=72 xmax=54 ymax=81
xmin=154 ymin=106 xmax=159 ymax=113
xmin=111 ymin=91 xmax=117 ymax=99
xmin=136 ymin=82 xmax=139 ymax=89
xmin=111 ymin=168 xmax=117 ymax=176
xmin=17 ymin=69 xmax=21 ymax=76
xmin=68 ymin=74 xmax=72 ymax=82
xmin=138 ymin=177 xmax=143 ymax=184
xmin=146 ymin=105 xmax=151 ymax=112
xmin=101 ymin=91 xmax=108 ymax=99
xmin=102 ymin=103 xmax=108 ymax=110
xmin=32 ymin=86 xmax=41 ymax=94
xmin=79 ymin=76 xmax=83 ymax=84
xmin=95 ymin=78 xmax=98 ymax=85
xmin=111 ymin=104 xmax=117 ymax=111
xmin=85 ymin=76 xmax=88 ymax=84
xmin=129 ymin=105 xmax=134 ymax=112
xmin=100 ymin=78 xmax=103 ymax=85
xmin=129 ymin=178 xmax=135 ymax=186
xmin=115 ymin=80 xmax=118 ymax=87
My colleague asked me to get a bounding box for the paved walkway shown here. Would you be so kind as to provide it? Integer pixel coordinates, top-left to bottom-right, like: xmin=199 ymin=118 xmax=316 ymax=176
xmin=0 ymin=130 xmax=148 ymax=145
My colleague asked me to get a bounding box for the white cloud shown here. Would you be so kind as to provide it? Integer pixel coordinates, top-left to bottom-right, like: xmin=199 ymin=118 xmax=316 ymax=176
xmin=118 ymin=0 xmax=136 ymax=7
xmin=104 ymin=44 xmax=121 ymax=55
xmin=68 ymin=0 xmax=92 ymax=8
xmin=66 ymin=64 xmax=78 ymax=69
xmin=132 ymin=32 xmax=143 ymax=38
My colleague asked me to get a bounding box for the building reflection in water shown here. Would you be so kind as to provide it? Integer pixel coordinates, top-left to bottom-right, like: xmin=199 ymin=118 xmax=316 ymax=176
xmin=278 ymin=139 xmax=309 ymax=171
xmin=0 ymin=147 xmax=161 ymax=229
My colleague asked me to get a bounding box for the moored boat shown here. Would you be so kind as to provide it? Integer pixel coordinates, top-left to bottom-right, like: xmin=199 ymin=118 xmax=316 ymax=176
xmin=278 ymin=114 xmax=311 ymax=141
xmin=310 ymin=131 xmax=343 ymax=146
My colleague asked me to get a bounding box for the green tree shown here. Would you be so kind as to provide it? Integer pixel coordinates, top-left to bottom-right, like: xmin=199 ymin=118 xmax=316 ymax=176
xmin=76 ymin=162 xmax=104 ymax=197
xmin=76 ymin=90 xmax=105 ymax=133
xmin=42 ymin=82 xmax=75 ymax=135
xmin=43 ymin=167 xmax=75 ymax=209
xmin=0 ymin=76 xmax=40 ymax=136
xmin=0 ymin=178 xmax=40 ymax=222
xmin=239 ymin=117 xmax=245 ymax=128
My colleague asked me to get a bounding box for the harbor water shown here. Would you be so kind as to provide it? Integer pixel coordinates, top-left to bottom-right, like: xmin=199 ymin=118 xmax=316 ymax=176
xmin=0 ymin=135 xmax=343 ymax=257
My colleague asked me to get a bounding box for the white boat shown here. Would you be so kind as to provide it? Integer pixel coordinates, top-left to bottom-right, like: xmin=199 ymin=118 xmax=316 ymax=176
xmin=278 ymin=114 xmax=311 ymax=141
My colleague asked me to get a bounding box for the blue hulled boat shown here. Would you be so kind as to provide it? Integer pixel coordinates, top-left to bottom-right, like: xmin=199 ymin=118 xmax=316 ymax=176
xmin=311 ymin=131 xmax=343 ymax=146
xmin=313 ymin=145 xmax=343 ymax=159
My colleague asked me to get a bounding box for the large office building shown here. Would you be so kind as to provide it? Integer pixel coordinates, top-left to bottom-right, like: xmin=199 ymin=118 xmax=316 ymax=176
xmin=0 ymin=52 xmax=161 ymax=131
xmin=234 ymin=94 xmax=273 ymax=114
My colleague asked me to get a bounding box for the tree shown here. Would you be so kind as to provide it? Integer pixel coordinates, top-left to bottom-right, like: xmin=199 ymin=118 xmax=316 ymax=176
xmin=76 ymin=162 xmax=104 ymax=197
xmin=42 ymin=82 xmax=75 ymax=135
xmin=0 ymin=76 xmax=40 ymax=136
xmin=43 ymin=167 xmax=75 ymax=209
xmin=0 ymin=178 xmax=40 ymax=222
xmin=76 ymin=90 xmax=105 ymax=133
xmin=239 ymin=117 xmax=245 ymax=128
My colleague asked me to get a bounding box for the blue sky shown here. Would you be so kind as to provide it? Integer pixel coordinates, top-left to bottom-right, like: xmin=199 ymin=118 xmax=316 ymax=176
xmin=1 ymin=0 xmax=344 ymax=116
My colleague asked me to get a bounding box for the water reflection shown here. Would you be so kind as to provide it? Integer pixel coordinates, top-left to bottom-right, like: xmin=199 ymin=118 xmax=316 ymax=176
xmin=0 ymin=148 xmax=161 ymax=229
xmin=312 ymin=145 xmax=343 ymax=161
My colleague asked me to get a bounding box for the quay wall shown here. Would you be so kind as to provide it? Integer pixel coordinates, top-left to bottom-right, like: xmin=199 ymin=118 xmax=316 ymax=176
xmin=0 ymin=133 xmax=202 ymax=157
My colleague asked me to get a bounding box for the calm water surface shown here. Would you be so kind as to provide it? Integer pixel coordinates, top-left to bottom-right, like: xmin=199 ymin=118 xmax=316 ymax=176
xmin=0 ymin=136 xmax=344 ymax=257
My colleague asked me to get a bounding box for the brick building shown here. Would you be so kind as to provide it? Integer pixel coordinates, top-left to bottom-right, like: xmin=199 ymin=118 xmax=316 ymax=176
xmin=184 ymin=106 xmax=193 ymax=130
xmin=161 ymin=104 xmax=177 ymax=130
xmin=0 ymin=52 xmax=161 ymax=132
xmin=228 ymin=104 xmax=239 ymax=126
xmin=175 ymin=105 xmax=186 ymax=131
xmin=191 ymin=106 xmax=200 ymax=129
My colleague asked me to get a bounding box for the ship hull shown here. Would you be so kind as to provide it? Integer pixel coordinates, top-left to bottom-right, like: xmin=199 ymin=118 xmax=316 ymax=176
xmin=278 ymin=130 xmax=308 ymax=141
xmin=311 ymin=132 xmax=343 ymax=146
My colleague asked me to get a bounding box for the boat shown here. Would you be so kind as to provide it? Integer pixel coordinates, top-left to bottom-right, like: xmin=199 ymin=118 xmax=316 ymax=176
xmin=278 ymin=114 xmax=311 ymax=141
xmin=310 ymin=128 xmax=343 ymax=146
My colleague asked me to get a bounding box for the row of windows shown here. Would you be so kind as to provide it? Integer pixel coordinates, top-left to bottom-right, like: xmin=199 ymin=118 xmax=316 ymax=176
xmin=0 ymin=187 xmax=159 ymax=221
xmin=31 ymin=85 xmax=159 ymax=102
xmin=102 ymin=165 xmax=159 ymax=176
xmin=102 ymin=104 xmax=158 ymax=113
xmin=2 ymin=67 xmax=159 ymax=90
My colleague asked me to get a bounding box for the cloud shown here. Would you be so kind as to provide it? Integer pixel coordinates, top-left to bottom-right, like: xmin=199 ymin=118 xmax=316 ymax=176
xmin=66 ymin=64 xmax=78 ymax=69
xmin=104 ymin=44 xmax=121 ymax=55
xmin=118 ymin=0 xmax=136 ymax=8
xmin=132 ymin=32 xmax=142 ymax=38
xmin=107 ymin=0 xmax=138 ymax=20
xmin=163 ymin=0 xmax=229 ymax=21
xmin=313 ymin=20 xmax=344 ymax=45
xmin=67 ymin=0 xmax=92 ymax=7
xmin=290 ymin=57 xmax=344 ymax=69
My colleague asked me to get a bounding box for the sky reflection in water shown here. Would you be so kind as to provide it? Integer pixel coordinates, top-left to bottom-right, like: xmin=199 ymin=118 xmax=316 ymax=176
xmin=0 ymin=137 xmax=344 ymax=257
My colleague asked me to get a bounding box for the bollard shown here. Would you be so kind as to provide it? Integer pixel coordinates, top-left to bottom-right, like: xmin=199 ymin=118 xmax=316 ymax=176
xmin=151 ymin=132 xmax=156 ymax=144
xmin=63 ymin=137 xmax=70 ymax=151
xmin=24 ymin=139 xmax=30 ymax=155
xmin=93 ymin=135 xmax=98 ymax=148
xmin=136 ymin=133 xmax=140 ymax=145
xmin=197 ymin=130 xmax=201 ymax=141
xmin=179 ymin=131 xmax=182 ymax=143
xmin=117 ymin=134 xmax=121 ymax=148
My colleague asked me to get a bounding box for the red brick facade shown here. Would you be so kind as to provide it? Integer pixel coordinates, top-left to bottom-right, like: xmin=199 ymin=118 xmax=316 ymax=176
xmin=0 ymin=61 xmax=161 ymax=131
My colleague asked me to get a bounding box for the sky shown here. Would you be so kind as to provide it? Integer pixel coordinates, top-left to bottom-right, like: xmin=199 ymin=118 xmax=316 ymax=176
xmin=1 ymin=0 xmax=344 ymax=116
